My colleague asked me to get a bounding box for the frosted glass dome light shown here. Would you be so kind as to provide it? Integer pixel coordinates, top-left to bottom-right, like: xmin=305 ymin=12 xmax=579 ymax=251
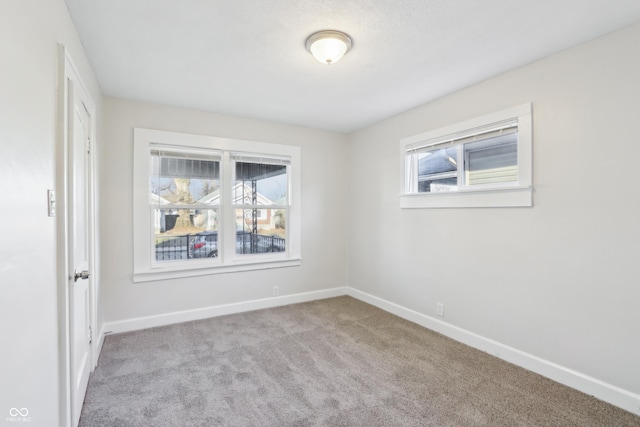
xmin=305 ymin=30 xmax=353 ymax=65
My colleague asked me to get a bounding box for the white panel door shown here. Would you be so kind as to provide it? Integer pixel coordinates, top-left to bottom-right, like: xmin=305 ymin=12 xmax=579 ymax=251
xmin=68 ymin=78 xmax=92 ymax=427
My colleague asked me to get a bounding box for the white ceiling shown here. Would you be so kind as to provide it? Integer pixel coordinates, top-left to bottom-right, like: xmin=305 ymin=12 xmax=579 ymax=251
xmin=64 ymin=0 xmax=640 ymax=133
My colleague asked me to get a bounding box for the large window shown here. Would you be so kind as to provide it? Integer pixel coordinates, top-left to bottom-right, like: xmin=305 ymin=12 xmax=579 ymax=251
xmin=401 ymin=103 xmax=532 ymax=208
xmin=133 ymin=129 xmax=301 ymax=282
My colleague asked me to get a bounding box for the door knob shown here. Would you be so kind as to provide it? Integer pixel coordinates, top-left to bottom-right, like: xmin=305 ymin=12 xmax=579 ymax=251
xmin=73 ymin=270 xmax=90 ymax=282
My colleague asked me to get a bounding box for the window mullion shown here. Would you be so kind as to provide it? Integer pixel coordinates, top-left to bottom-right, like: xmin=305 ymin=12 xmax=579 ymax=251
xmin=457 ymin=144 xmax=464 ymax=188
xmin=221 ymin=151 xmax=235 ymax=261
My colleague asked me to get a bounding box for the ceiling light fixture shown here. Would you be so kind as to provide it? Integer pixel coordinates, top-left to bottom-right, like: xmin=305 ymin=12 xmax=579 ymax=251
xmin=305 ymin=30 xmax=353 ymax=65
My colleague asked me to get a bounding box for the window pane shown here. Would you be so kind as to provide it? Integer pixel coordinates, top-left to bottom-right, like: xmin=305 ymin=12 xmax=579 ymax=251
xmin=151 ymin=155 xmax=220 ymax=205
xmin=234 ymin=161 xmax=288 ymax=205
xmin=235 ymin=208 xmax=286 ymax=255
xmin=417 ymin=147 xmax=459 ymax=193
xmin=154 ymin=208 xmax=218 ymax=261
xmin=464 ymin=133 xmax=517 ymax=186
xmin=418 ymin=177 xmax=458 ymax=193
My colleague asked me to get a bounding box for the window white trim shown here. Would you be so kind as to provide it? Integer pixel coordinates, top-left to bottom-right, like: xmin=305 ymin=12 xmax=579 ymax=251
xmin=133 ymin=128 xmax=301 ymax=282
xmin=400 ymin=103 xmax=532 ymax=208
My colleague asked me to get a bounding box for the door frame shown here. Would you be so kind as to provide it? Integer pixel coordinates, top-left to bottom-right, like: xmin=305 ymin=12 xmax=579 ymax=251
xmin=56 ymin=44 xmax=99 ymax=427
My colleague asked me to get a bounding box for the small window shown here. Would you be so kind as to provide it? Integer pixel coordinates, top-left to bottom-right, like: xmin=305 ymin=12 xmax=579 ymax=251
xmin=401 ymin=104 xmax=532 ymax=208
xmin=133 ymin=129 xmax=301 ymax=282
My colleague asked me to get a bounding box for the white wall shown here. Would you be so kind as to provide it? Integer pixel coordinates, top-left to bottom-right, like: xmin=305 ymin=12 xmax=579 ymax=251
xmin=0 ymin=1 xmax=101 ymax=426
xmin=347 ymin=21 xmax=640 ymax=398
xmin=100 ymin=98 xmax=348 ymax=324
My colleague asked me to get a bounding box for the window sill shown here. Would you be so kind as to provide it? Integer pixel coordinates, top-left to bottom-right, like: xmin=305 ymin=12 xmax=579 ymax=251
xmin=133 ymin=257 xmax=302 ymax=283
xmin=400 ymin=185 xmax=532 ymax=208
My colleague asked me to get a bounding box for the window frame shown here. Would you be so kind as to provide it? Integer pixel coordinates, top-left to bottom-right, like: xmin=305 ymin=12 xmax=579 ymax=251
xmin=400 ymin=103 xmax=532 ymax=208
xmin=133 ymin=128 xmax=301 ymax=282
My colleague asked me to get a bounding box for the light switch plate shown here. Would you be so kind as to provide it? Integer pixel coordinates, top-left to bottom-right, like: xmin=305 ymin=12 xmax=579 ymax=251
xmin=48 ymin=189 xmax=56 ymax=217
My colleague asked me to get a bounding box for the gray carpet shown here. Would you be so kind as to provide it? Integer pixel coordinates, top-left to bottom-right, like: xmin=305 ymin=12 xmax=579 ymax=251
xmin=79 ymin=296 xmax=640 ymax=426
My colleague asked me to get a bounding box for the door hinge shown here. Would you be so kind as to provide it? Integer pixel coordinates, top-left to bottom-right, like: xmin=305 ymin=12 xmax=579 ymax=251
xmin=87 ymin=137 xmax=91 ymax=154
xmin=88 ymin=326 xmax=93 ymax=344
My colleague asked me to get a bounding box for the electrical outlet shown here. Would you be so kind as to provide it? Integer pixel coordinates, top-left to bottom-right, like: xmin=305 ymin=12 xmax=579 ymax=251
xmin=436 ymin=302 xmax=445 ymax=317
xmin=273 ymin=286 xmax=279 ymax=297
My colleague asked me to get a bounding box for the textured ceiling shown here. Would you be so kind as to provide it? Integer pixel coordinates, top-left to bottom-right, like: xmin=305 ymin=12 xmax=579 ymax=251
xmin=64 ymin=0 xmax=640 ymax=133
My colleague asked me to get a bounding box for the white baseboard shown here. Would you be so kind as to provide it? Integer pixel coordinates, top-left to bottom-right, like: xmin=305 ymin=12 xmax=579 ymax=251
xmin=102 ymin=287 xmax=348 ymax=336
xmin=346 ymin=287 xmax=640 ymax=416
